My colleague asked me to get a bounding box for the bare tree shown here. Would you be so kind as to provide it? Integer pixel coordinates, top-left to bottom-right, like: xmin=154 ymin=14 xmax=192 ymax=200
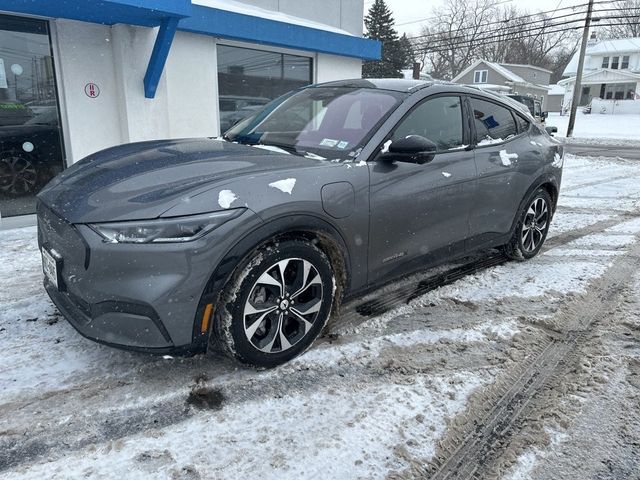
xmin=414 ymin=0 xmax=579 ymax=80
xmin=415 ymin=0 xmax=495 ymax=79
xmin=602 ymin=0 xmax=640 ymax=38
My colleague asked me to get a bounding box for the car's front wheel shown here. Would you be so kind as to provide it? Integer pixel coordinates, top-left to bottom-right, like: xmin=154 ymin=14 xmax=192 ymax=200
xmin=504 ymin=188 xmax=552 ymax=260
xmin=215 ymin=240 xmax=335 ymax=367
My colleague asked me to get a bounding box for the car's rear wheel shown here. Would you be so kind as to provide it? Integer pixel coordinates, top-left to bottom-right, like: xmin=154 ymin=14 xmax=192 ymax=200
xmin=214 ymin=240 xmax=334 ymax=367
xmin=504 ymin=188 xmax=552 ymax=260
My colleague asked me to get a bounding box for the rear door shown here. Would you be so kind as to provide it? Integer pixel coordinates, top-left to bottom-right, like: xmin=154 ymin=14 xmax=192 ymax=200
xmin=468 ymin=96 xmax=540 ymax=247
xmin=367 ymin=94 xmax=477 ymax=284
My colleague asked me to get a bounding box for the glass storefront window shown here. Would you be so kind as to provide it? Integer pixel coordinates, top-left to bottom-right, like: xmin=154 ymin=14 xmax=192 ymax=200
xmin=0 ymin=14 xmax=64 ymax=217
xmin=217 ymin=44 xmax=312 ymax=133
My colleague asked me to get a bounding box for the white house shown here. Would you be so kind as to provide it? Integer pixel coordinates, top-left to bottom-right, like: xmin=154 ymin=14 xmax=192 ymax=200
xmin=559 ymin=36 xmax=640 ymax=113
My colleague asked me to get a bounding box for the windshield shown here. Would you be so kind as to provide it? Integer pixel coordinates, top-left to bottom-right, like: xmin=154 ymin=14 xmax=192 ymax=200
xmin=224 ymin=86 xmax=405 ymax=160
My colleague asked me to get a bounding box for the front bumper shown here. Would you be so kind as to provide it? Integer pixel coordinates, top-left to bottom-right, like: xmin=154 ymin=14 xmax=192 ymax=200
xmin=37 ymin=203 xmax=261 ymax=354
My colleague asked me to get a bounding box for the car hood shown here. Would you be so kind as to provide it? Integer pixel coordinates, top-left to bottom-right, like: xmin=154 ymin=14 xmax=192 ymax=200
xmin=38 ymin=138 xmax=324 ymax=223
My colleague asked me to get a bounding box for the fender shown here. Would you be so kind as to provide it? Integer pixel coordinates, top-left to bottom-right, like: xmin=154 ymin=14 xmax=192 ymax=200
xmin=190 ymin=213 xmax=353 ymax=349
xmin=509 ymin=172 xmax=560 ymax=235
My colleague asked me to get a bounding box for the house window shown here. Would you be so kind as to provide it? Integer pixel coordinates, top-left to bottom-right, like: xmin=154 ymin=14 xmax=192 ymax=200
xmin=473 ymin=70 xmax=488 ymax=83
xmin=604 ymin=83 xmax=637 ymax=100
xmin=602 ymin=57 xmax=609 ymax=68
xmin=621 ymin=56 xmax=630 ymax=69
xmin=611 ymin=56 xmax=620 ymax=69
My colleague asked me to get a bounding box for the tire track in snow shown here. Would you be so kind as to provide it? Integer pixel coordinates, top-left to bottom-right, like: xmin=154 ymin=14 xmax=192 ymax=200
xmin=403 ymin=238 xmax=640 ymax=480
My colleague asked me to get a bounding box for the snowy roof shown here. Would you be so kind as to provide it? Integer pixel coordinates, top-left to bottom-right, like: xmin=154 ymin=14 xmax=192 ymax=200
xmin=193 ymin=0 xmax=354 ymax=36
xmin=563 ymin=37 xmax=640 ymax=76
xmin=484 ymin=61 xmax=526 ymax=83
xmin=452 ymin=59 xmax=531 ymax=84
xmin=500 ymin=63 xmax=553 ymax=74
xmin=548 ymin=84 xmax=565 ymax=96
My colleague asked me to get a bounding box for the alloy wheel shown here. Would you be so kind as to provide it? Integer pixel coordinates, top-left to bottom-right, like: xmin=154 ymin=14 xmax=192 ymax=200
xmin=243 ymin=258 xmax=323 ymax=354
xmin=521 ymin=197 xmax=549 ymax=253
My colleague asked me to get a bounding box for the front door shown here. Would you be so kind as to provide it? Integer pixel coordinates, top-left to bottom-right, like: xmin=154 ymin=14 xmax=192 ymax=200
xmin=368 ymin=95 xmax=476 ymax=284
xmin=0 ymin=14 xmax=65 ymax=217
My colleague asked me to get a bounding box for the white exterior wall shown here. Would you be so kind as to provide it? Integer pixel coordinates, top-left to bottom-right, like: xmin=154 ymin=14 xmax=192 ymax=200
xmin=316 ymin=54 xmax=362 ymax=83
xmin=52 ymin=16 xmax=363 ymax=165
xmin=53 ymin=20 xmax=124 ymax=161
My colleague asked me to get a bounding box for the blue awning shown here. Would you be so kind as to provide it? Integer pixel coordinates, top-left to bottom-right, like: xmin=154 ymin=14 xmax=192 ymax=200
xmin=0 ymin=0 xmax=381 ymax=98
xmin=0 ymin=0 xmax=192 ymax=27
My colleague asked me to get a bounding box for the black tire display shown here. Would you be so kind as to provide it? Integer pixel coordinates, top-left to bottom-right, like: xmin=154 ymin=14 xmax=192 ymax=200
xmin=215 ymin=240 xmax=335 ymax=368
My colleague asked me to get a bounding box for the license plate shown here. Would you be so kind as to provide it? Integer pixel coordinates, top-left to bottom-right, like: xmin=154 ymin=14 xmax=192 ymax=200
xmin=42 ymin=248 xmax=60 ymax=289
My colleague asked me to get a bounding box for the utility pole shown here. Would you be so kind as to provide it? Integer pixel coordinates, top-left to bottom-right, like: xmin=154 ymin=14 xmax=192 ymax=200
xmin=567 ymin=0 xmax=594 ymax=137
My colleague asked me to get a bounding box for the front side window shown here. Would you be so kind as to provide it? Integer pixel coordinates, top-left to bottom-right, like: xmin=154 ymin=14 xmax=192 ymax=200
xmin=225 ymin=86 xmax=404 ymax=160
xmin=621 ymin=56 xmax=630 ymax=69
xmin=474 ymin=70 xmax=488 ymax=83
xmin=471 ymin=98 xmax=517 ymax=144
xmin=602 ymin=56 xmax=610 ymax=68
xmin=217 ymin=45 xmax=312 ymax=133
xmin=392 ymin=96 xmax=464 ymax=151
xmin=611 ymin=56 xmax=620 ymax=69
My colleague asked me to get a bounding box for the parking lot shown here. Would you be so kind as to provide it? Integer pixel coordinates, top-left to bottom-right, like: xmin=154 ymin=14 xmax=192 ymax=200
xmin=1 ymin=153 xmax=640 ymax=479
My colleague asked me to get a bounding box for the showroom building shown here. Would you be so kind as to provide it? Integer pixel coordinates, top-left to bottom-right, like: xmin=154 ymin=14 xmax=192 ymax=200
xmin=0 ymin=0 xmax=379 ymax=221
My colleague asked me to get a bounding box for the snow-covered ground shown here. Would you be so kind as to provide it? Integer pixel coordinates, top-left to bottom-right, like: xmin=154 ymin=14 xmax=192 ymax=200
xmin=1 ymin=154 xmax=640 ymax=479
xmin=546 ymin=111 xmax=640 ymax=143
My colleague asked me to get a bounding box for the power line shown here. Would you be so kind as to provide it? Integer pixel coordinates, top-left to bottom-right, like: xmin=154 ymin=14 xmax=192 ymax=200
xmin=410 ymin=11 xmax=637 ymax=53
xmin=406 ymin=1 xmax=623 ymax=42
xmin=411 ymin=21 xmax=630 ymax=56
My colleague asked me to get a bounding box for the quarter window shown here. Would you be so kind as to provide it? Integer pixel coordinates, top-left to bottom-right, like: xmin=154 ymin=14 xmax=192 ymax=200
xmin=470 ymin=98 xmax=518 ymax=144
xmin=515 ymin=115 xmax=530 ymax=133
xmin=473 ymin=70 xmax=488 ymax=83
xmin=392 ymin=96 xmax=464 ymax=151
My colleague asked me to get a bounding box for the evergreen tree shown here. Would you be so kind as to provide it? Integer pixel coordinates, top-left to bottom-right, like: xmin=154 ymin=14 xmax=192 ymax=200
xmin=363 ymin=0 xmax=405 ymax=78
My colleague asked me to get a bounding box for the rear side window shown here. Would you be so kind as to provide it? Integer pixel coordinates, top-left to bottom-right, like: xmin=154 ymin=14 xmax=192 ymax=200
xmin=471 ymin=98 xmax=517 ymax=145
xmin=392 ymin=96 xmax=464 ymax=151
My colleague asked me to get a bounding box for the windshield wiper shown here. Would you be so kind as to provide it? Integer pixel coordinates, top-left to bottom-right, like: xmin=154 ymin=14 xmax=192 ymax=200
xmin=256 ymin=142 xmax=304 ymax=157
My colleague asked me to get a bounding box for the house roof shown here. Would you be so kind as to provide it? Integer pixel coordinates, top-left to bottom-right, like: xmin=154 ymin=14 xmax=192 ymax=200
xmin=563 ymin=37 xmax=640 ymax=76
xmin=452 ymin=59 xmax=526 ymax=83
xmin=500 ymin=63 xmax=553 ymax=74
xmin=548 ymin=84 xmax=565 ymax=96
xmin=559 ymin=68 xmax=640 ymax=85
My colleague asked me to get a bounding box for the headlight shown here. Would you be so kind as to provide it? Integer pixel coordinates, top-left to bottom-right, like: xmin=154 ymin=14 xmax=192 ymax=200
xmin=89 ymin=209 xmax=244 ymax=244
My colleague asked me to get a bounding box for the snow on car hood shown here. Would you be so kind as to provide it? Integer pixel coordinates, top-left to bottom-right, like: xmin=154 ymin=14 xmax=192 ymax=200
xmin=37 ymin=138 xmax=319 ymax=223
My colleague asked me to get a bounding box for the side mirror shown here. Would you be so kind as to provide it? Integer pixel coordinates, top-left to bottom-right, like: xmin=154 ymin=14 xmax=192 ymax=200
xmin=545 ymin=126 xmax=558 ymax=136
xmin=381 ymin=135 xmax=437 ymax=164
xmin=542 ymin=111 xmax=549 ymax=119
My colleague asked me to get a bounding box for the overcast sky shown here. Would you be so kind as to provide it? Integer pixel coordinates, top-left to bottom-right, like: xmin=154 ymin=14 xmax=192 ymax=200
xmin=369 ymin=0 xmax=587 ymax=37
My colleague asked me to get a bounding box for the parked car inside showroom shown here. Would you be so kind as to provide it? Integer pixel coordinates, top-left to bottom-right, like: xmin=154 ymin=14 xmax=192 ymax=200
xmin=37 ymin=79 xmax=564 ymax=368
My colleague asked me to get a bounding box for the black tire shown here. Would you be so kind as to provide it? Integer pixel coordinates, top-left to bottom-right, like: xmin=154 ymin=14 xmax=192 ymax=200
xmin=214 ymin=240 xmax=335 ymax=368
xmin=503 ymin=188 xmax=552 ymax=261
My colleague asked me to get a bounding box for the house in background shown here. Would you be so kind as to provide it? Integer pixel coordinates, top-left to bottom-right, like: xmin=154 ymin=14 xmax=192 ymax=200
xmin=452 ymin=59 xmax=551 ymax=110
xmin=559 ymin=36 xmax=640 ymax=114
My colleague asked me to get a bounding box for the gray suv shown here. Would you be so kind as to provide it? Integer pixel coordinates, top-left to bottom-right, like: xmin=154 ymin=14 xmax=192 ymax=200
xmin=37 ymin=79 xmax=563 ymax=367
